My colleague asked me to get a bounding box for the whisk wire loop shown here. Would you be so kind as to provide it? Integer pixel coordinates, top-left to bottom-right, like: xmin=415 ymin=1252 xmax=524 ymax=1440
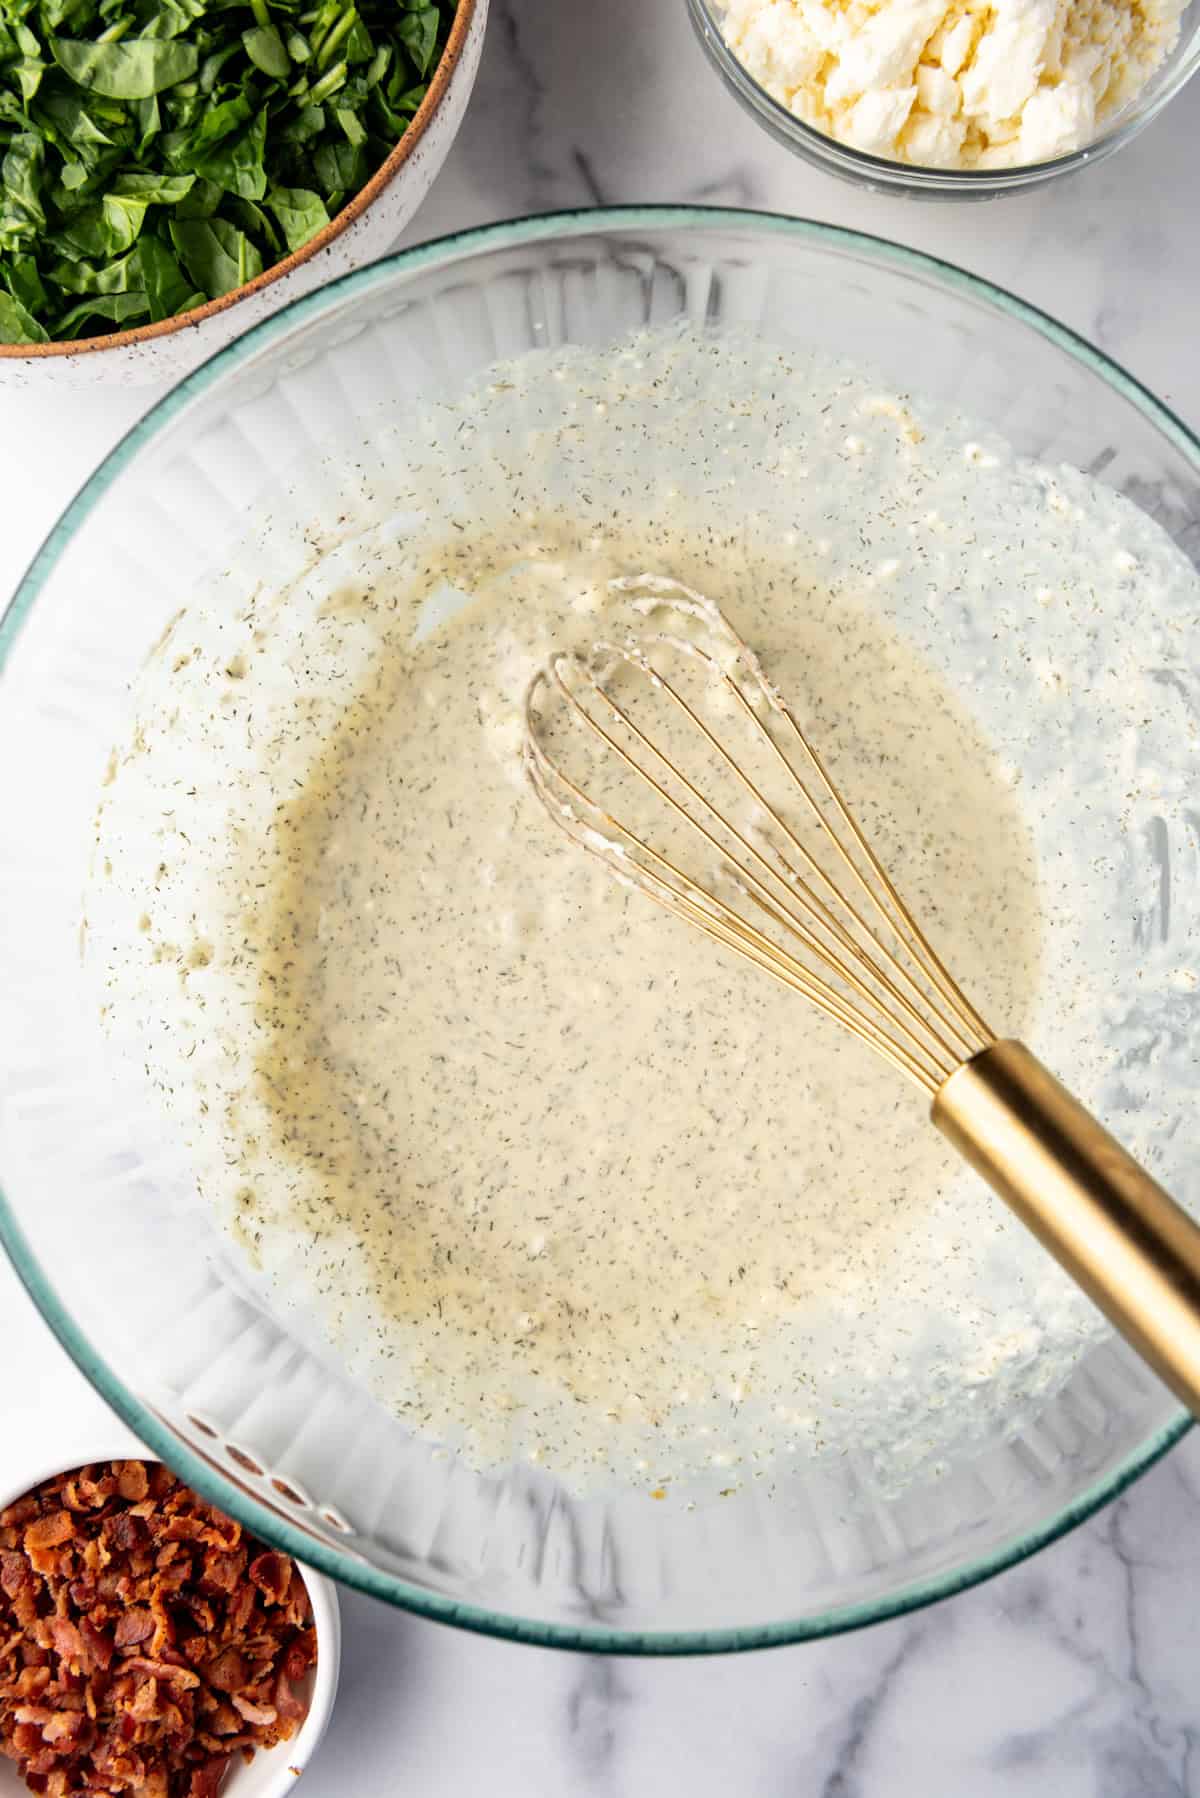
xmin=600 ymin=637 xmax=982 ymax=1068
xmin=524 ymin=578 xmax=995 ymax=1095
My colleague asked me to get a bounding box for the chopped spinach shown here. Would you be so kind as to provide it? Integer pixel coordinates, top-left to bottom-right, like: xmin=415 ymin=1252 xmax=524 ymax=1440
xmin=0 ymin=0 xmax=458 ymax=343
xmin=268 ymin=183 xmax=328 ymax=251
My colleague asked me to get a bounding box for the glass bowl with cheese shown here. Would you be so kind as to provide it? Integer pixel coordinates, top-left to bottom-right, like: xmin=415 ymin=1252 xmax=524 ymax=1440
xmin=1 ymin=208 xmax=1199 ymax=1653
xmin=687 ymin=0 xmax=1200 ymax=195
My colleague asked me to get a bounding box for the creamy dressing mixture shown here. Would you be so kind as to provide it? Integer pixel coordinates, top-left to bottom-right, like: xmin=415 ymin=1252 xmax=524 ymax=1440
xmin=88 ymin=329 xmax=1200 ymax=1489
xmin=246 ymin=531 xmax=1039 ymax=1455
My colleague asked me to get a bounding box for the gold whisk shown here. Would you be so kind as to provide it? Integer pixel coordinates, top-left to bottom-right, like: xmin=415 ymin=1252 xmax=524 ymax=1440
xmin=525 ymin=575 xmax=1200 ymax=1419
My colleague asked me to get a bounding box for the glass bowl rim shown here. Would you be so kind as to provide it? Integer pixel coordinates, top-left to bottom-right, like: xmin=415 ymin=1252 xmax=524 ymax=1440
xmin=684 ymin=0 xmax=1200 ymax=194
xmin=0 ymin=204 xmax=1192 ymax=1655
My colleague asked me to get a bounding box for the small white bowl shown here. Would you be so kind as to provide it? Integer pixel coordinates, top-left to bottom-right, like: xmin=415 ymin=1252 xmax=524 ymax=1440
xmin=0 ymin=0 xmax=487 ymax=388
xmin=0 ymin=1436 xmax=341 ymax=1798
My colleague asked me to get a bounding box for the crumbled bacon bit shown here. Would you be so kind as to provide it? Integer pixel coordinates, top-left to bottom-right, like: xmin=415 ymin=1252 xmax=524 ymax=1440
xmin=0 ymin=1555 xmax=28 ymax=1600
xmin=114 ymin=1464 xmax=150 ymax=1504
xmin=45 ymin=1620 xmax=88 ymax=1676
xmin=0 ymin=1463 xmax=315 ymax=1798
xmin=230 ymin=1695 xmax=276 ymax=1728
xmin=78 ymin=1619 xmax=113 ymax=1674
xmin=273 ymin=1672 xmax=306 ymax=1728
xmin=22 ymin=1516 xmax=73 ymax=1555
xmin=281 ymin=1631 xmax=315 ymax=1685
xmin=200 ymin=1551 xmax=245 ymax=1597
xmin=104 ymin=1511 xmax=148 ymax=1556
xmin=189 ymin=1755 xmax=231 ymax=1798
xmin=203 ymin=1651 xmax=246 ymax=1697
xmin=247 ymin=1554 xmax=290 ymax=1608
xmin=114 ymin=1608 xmax=155 ymax=1650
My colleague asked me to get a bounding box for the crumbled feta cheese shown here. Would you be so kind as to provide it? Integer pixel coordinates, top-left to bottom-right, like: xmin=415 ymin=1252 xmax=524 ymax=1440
xmin=714 ymin=0 xmax=1184 ymax=168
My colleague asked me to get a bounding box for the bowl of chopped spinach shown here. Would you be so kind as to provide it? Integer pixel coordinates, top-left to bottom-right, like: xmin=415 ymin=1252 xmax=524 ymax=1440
xmin=0 ymin=0 xmax=484 ymax=382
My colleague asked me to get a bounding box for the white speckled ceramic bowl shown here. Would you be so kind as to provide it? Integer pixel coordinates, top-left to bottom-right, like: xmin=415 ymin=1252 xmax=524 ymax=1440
xmin=0 ymin=0 xmax=486 ymax=388
xmin=0 ymin=1431 xmax=341 ymax=1798
xmin=686 ymin=0 xmax=1200 ymax=198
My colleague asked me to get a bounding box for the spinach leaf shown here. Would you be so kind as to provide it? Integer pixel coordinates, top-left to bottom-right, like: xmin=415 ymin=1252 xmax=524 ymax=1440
xmin=312 ymin=136 xmax=363 ymax=194
xmin=182 ymin=89 xmax=253 ymax=153
xmin=51 ymin=35 xmax=200 ymax=98
xmin=47 ymin=246 xmax=134 ymax=291
xmin=199 ymin=43 xmax=244 ymax=94
xmin=0 ymin=288 xmax=48 ymax=341
xmin=129 ymin=92 xmax=159 ymax=151
xmin=32 ymin=89 xmax=123 ymax=158
xmin=41 ymin=0 xmax=92 ymax=32
xmin=190 ymin=104 xmax=267 ymax=198
xmin=242 ymin=22 xmax=289 ymax=78
xmin=51 ymin=207 xmax=116 ymax=257
xmin=276 ymin=101 xmax=323 ymax=145
xmin=52 ymin=177 xmax=167 ymax=257
xmin=8 ymin=23 xmax=47 ymax=103
xmin=142 ymin=0 xmax=209 ymax=41
xmin=127 ymin=232 xmax=200 ymax=318
xmin=174 ymin=173 xmax=222 ymax=216
xmin=3 ymin=250 xmax=47 ymax=313
xmin=267 ymin=183 xmax=327 ymax=251
xmin=170 ymin=212 xmax=263 ymax=297
xmin=226 ymin=192 xmax=280 ymax=252
xmin=49 ymin=143 xmax=123 ymax=207
xmin=334 ymin=102 xmax=365 ymax=147
xmin=111 ymin=170 xmax=195 ymax=204
xmin=397 ymin=5 xmax=439 ymax=77
xmin=57 ymin=286 xmax=148 ymax=333
xmin=1 ymin=133 xmax=47 ymax=233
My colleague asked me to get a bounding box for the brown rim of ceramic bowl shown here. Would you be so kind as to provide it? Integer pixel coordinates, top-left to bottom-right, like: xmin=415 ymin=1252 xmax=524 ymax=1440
xmin=0 ymin=0 xmax=478 ymax=362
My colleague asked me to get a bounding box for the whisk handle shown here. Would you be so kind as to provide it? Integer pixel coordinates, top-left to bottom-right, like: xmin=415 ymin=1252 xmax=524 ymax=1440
xmin=933 ymin=1039 xmax=1200 ymax=1420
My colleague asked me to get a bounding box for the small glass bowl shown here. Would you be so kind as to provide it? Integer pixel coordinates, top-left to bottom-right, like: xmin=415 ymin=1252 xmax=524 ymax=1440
xmin=685 ymin=0 xmax=1200 ymax=198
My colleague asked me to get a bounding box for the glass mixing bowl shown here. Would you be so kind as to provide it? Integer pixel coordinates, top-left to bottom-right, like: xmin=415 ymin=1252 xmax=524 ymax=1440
xmin=686 ymin=0 xmax=1200 ymax=198
xmin=1 ymin=208 xmax=1196 ymax=1653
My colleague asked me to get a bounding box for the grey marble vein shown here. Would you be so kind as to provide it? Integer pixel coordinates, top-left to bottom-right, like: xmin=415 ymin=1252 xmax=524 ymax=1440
xmin=815 ymin=1622 xmax=930 ymax=1798
xmin=565 ymin=1656 xmax=633 ymax=1786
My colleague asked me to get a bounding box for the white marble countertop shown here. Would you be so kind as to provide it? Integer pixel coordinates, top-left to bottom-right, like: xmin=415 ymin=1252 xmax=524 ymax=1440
xmin=4 ymin=3 xmax=1200 ymax=1792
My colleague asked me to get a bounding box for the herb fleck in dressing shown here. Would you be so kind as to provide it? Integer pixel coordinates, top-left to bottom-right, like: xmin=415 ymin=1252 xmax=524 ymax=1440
xmin=239 ymin=523 xmax=1040 ymax=1470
